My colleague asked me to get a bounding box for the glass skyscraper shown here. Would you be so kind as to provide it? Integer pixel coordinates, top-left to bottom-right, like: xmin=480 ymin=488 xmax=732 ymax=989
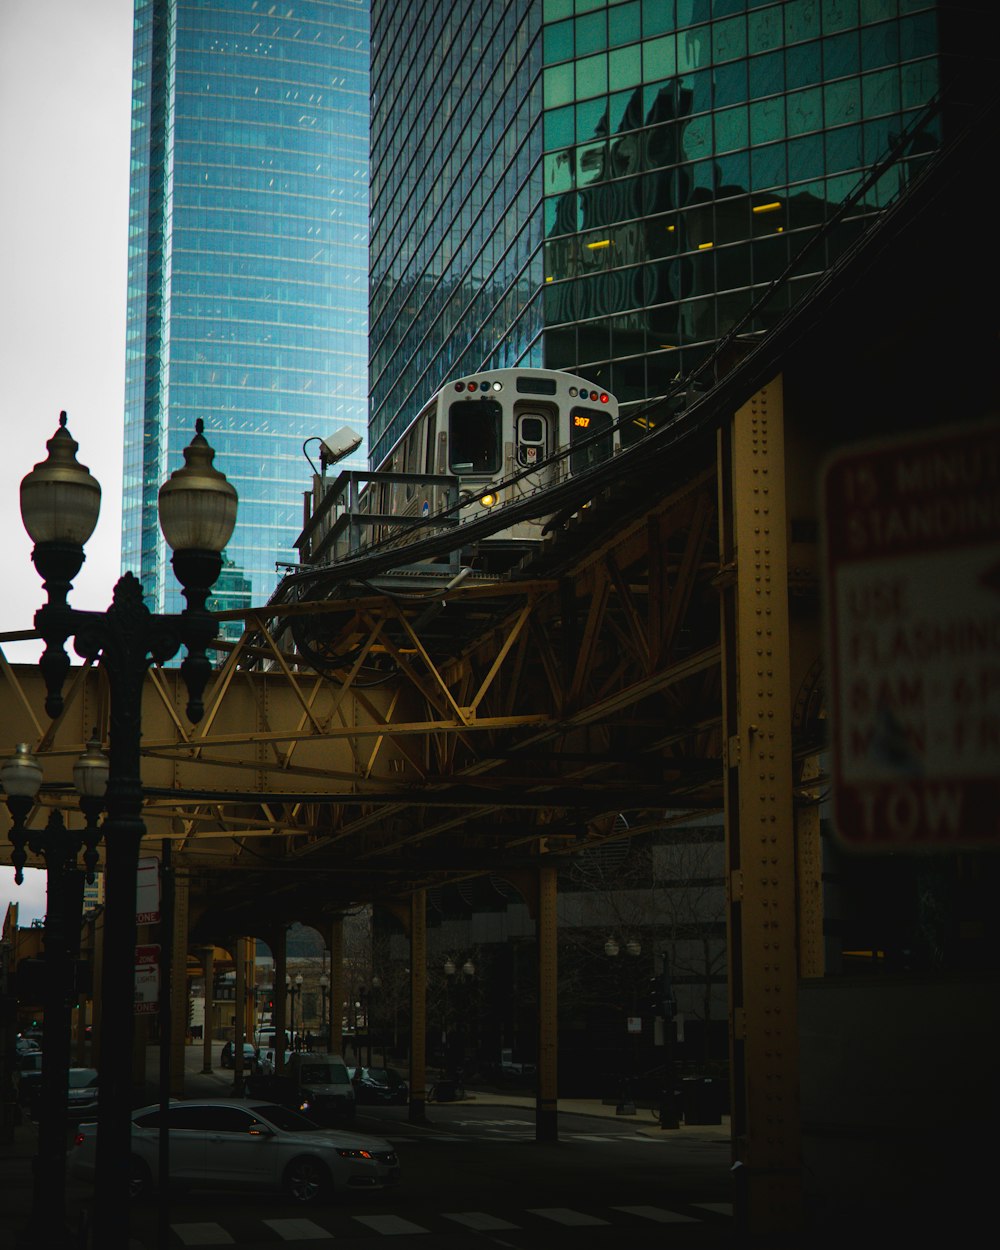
xmin=370 ymin=0 xmax=955 ymax=466
xmin=122 ymin=0 xmax=370 ymax=623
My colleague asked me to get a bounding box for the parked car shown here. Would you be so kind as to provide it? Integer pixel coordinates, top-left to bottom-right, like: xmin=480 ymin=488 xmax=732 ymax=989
xmin=69 ymin=1098 xmax=399 ymax=1204
xmin=65 ymin=1067 xmax=100 ymax=1121
xmin=15 ymin=1050 xmax=43 ymax=1108
xmin=247 ymin=1053 xmax=355 ymax=1123
xmin=349 ymin=1066 xmax=409 ymax=1106
xmin=24 ymin=1065 xmax=100 ymax=1122
xmin=220 ymin=1041 xmax=260 ymax=1071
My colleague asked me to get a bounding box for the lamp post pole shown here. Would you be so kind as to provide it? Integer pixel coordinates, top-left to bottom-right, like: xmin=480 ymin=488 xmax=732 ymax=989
xmin=11 ymin=413 xmax=237 ymax=1250
xmin=605 ymin=937 xmax=641 ymax=1114
xmin=1 ymin=733 xmax=107 ymax=1250
xmin=286 ymin=973 xmax=302 ymax=1047
xmin=442 ymin=960 xmax=454 ymax=1076
xmin=369 ymin=975 xmax=381 ymax=1066
xmin=319 ymin=973 xmax=330 ymax=1048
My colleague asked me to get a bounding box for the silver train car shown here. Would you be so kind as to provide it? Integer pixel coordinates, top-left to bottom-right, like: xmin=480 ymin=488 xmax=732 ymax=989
xmin=303 ymin=368 xmax=620 ymax=571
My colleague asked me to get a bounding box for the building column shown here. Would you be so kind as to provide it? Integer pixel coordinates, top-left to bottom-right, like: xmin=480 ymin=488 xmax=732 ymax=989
xmin=718 ymin=378 xmax=803 ymax=1237
xmin=328 ymin=917 xmax=344 ymax=1057
xmin=200 ymin=945 xmax=215 ymax=1073
xmin=536 ymin=862 xmax=558 ymax=1143
xmin=408 ymin=890 xmax=427 ymax=1124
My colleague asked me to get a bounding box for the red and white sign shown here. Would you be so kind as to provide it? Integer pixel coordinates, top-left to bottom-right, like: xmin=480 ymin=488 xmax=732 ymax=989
xmin=135 ymin=944 xmax=160 ymax=1015
xmin=136 ymin=857 xmax=160 ymax=925
xmin=822 ymin=421 xmax=1000 ymax=848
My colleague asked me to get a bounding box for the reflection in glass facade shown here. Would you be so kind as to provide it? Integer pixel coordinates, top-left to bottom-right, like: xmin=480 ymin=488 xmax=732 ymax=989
xmin=122 ymin=0 xmax=370 ymax=626
xmin=371 ymin=0 xmax=944 ymax=460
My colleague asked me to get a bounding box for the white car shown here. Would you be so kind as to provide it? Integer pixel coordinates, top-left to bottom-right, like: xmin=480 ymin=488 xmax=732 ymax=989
xmin=70 ymin=1098 xmax=399 ymax=1204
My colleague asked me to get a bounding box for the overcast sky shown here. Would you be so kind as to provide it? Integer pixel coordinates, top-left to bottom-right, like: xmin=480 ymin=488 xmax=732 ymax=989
xmin=0 ymin=0 xmax=134 ymax=923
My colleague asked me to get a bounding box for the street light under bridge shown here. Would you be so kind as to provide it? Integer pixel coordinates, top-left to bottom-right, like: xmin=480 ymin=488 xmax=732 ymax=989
xmin=11 ymin=412 xmax=237 ymax=1249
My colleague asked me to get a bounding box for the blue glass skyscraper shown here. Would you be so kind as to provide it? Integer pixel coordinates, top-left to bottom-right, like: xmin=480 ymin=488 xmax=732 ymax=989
xmin=122 ymin=0 xmax=370 ymax=623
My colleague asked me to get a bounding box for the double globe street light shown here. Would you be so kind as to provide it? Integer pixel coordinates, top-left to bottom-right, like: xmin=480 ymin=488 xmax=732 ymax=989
xmin=2 ymin=412 xmax=236 ymax=1250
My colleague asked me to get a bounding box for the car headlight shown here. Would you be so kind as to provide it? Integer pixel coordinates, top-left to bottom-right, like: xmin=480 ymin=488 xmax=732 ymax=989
xmin=336 ymin=1147 xmax=374 ymax=1159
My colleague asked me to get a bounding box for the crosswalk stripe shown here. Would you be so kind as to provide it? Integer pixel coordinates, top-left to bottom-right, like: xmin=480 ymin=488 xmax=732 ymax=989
xmin=613 ymin=1205 xmax=700 ymax=1223
xmin=528 ymin=1207 xmax=610 ymax=1226
xmin=263 ymin=1217 xmax=334 ymax=1239
xmin=353 ymin=1214 xmax=430 ymax=1234
xmin=692 ymin=1201 xmax=734 ymax=1216
xmin=444 ymin=1212 xmax=521 ymax=1231
xmin=172 ymin=1224 xmax=234 ymax=1245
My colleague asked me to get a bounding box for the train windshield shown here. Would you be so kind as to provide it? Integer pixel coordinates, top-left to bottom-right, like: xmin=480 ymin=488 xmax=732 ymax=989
xmin=570 ymin=407 xmax=615 ymax=473
xmin=449 ymin=399 xmax=502 ymax=473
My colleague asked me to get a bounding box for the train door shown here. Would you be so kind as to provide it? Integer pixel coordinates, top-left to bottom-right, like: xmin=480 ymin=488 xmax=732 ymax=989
xmin=516 ymin=412 xmax=547 ymax=468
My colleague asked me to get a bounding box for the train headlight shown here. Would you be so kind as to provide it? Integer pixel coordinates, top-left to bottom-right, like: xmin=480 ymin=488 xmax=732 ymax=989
xmin=479 ymin=492 xmax=498 ymax=508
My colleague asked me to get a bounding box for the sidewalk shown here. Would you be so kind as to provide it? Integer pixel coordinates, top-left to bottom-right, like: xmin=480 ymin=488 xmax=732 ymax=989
xmin=169 ymin=1042 xmax=731 ymax=1140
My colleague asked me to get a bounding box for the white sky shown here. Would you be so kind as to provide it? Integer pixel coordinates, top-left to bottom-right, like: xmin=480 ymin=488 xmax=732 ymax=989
xmin=0 ymin=0 xmax=134 ymax=923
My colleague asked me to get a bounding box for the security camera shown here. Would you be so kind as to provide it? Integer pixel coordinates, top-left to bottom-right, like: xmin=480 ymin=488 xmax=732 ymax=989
xmin=319 ymin=426 xmax=363 ymax=467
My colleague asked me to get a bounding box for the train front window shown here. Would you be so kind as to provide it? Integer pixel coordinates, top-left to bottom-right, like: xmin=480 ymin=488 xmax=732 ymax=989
xmin=449 ymin=400 xmax=502 ymax=473
xmin=570 ymin=407 xmax=614 ymax=473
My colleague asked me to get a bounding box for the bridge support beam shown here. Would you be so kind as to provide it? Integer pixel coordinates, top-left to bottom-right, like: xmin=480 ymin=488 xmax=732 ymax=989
xmin=718 ymin=378 xmax=804 ymax=1237
xmin=199 ymin=945 xmax=215 ymax=1073
xmin=536 ymin=862 xmax=558 ymax=1142
xmin=408 ymin=890 xmax=427 ymax=1124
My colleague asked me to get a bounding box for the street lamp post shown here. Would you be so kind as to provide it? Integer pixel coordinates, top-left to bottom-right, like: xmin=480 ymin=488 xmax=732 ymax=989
xmin=13 ymin=412 xmax=237 ymax=1249
xmin=319 ymin=973 xmax=330 ymax=1047
xmin=368 ymin=975 xmax=381 ymax=1066
xmin=605 ymin=937 xmax=641 ymax=1115
xmin=442 ymin=959 xmax=455 ymax=1074
xmin=287 ymin=973 xmax=303 ymax=1046
xmin=1 ymin=737 xmax=108 ymax=1248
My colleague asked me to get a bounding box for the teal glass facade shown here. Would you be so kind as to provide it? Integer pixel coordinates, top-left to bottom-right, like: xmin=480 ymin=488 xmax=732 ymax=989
xmin=370 ymin=0 xmax=944 ymax=461
xmin=122 ymin=0 xmax=370 ymax=624
xmin=369 ymin=1 xmax=544 ymax=468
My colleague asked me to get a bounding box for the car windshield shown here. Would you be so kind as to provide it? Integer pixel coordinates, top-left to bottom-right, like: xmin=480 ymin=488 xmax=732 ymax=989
xmin=300 ymin=1064 xmax=345 ymax=1083
xmin=68 ymin=1069 xmax=98 ymax=1088
xmin=250 ymin=1103 xmax=322 ymax=1132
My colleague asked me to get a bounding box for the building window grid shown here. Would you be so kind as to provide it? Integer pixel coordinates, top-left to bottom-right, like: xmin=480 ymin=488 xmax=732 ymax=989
xmin=369 ymin=1 xmax=534 ymax=303
xmin=369 ymin=8 xmax=540 ymax=445
xmin=371 ymin=63 xmax=525 ymax=330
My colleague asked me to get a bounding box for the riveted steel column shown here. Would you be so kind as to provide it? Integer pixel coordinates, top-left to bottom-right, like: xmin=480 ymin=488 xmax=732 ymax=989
xmin=200 ymin=945 xmax=215 ymax=1073
xmin=329 ymin=916 xmax=344 ymax=1057
xmin=536 ymin=862 xmax=558 ymax=1142
xmin=170 ymin=871 xmax=189 ymax=1096
xmin=233 ymin=934 xmax=247 ymax=1094
xmin=409 ymin=889 xmax=427 ymax=1124
xmin=718 ymin=378 xmax=803 ymax=1236
xmin=273 ymin=932 xmax=288 ymax=1075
